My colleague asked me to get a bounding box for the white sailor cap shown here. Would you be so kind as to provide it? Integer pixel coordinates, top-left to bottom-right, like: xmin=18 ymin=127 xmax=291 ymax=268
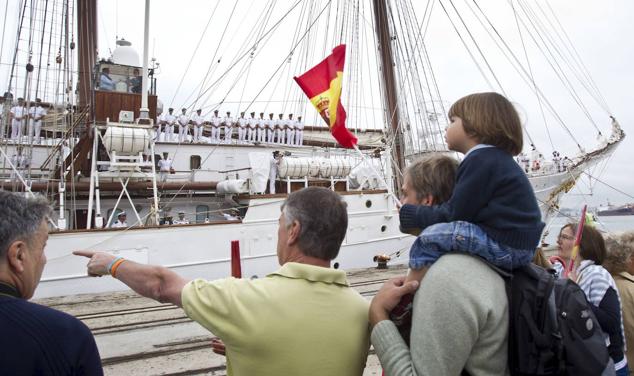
xmin=118 ymin=211 xmax=127 ymax=217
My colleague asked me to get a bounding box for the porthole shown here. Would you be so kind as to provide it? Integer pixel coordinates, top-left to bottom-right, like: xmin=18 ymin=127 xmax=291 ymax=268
xmin=333 ymin=262 xmax=340 ymax=269
xmin=365 ymin=200 xmax=372 ymax=208
xmin=381 ymin=225 xmax=387 ymax=232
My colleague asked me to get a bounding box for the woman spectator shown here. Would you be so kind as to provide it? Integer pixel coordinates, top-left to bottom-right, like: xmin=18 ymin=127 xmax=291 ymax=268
xmin=605 ymin=231 xmax=634 ymax=374
xmin=550 ymin=224 xmax=628 ymax=375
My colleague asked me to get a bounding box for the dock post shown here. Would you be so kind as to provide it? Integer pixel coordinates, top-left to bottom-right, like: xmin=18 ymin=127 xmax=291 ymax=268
xmin=231 ymin=240 xmax=242 ymax=278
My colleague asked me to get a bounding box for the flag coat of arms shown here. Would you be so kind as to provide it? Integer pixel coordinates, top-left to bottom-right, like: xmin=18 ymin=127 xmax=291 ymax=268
xmin=293 ymin=44 xmax=357 ymax=148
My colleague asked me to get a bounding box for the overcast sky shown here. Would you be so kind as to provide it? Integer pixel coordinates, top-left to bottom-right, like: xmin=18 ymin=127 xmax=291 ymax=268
xmin=1 ymin=0 xmax=632 ymax=209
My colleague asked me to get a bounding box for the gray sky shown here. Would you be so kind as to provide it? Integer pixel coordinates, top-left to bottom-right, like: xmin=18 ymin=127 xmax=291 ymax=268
xmin=1 ymin=0 xmax=632 ymax=209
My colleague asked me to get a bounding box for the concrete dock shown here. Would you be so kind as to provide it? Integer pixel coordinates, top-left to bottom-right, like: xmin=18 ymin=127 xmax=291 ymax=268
xmin=34 ymin=264 xmax=408 ymax=375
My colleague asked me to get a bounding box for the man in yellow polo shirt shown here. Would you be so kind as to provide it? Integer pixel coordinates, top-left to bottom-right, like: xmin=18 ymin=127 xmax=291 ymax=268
xmin=75 ymin=187 xmax=370 ymax=375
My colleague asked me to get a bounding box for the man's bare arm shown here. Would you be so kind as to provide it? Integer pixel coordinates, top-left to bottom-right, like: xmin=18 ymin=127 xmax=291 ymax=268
xmin=74 ymin=250 xmax=189 ymax=307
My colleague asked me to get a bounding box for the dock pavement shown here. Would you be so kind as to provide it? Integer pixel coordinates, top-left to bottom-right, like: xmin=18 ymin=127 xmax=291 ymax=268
xmin=35 ymin=264 xmax=408 ymax=375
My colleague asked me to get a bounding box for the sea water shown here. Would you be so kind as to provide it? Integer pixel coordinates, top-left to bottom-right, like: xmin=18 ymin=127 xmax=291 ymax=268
xmin=543 ymin=215 xmax=634 ymax=246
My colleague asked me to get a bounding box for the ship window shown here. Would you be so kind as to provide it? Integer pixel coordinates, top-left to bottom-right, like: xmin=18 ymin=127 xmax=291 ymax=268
xmin=365 ymin=200 xmax=372 ymax=208
xmin=190 ymin=155 xmax=201 ymax=170
xmin=196 ymin=205 xmax=209 ymax=223
xmin=381 ymin=225 xmax=387 ymax=232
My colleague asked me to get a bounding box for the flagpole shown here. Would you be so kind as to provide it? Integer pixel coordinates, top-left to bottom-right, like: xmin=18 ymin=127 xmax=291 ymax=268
xmin=565 ymin=204 xmax=588 ymax=278
xmin=353 ymin=145 xmax=401 ymax=207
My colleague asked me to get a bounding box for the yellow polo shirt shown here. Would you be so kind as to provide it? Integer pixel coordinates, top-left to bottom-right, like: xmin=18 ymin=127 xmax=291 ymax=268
xmin=181 ymin=262 xmax=370 ymax=376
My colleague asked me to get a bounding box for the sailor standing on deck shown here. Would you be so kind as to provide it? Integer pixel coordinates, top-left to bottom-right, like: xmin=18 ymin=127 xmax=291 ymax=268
xmin=295 ymin=115 xmax=304 ymax=146
xmin=223 ymin=111 xmax=234 ymax=144
xmin=256 ymin=112 xmax=265 ymax=143
xmin=269 ymin=151 xmax=282 ymax=194
xmin=286 ymin=114 xmax=296 ymax=146
xmin=28 ymin=98 xmax=46 ymax=144
xmin=161 ymin=108 xmax=176 ymax=142
xmin=173 ymin=211 xmax=190 ymax=225
xmin=177 ymin=108 xmax=190 ymax=143
xmin=276 ymin=113 xmax=286 ymax=145
xmin=210 ymin=110 xmax=221 ymax=143
xmin=266 ymin=113 xmax=275 ymax=143
xmin=158 ymin=154 xmax=173 ymax=182
xmin=237 ymin=112 xmax=247 ymax=144
xmin=247 ymin=112 xmax=257 ymax=143
xmin=9 ymin=97 xmax=26 ymax=142
xmin=111 ymin=212 xmax=128 ymax=228
xmin=191 ymin=109 xmax=205 ymax=143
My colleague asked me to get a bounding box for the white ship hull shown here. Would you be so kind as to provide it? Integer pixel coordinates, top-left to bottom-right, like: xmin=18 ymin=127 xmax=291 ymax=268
xmin=37 ymin=191 xmax=412 ymax=298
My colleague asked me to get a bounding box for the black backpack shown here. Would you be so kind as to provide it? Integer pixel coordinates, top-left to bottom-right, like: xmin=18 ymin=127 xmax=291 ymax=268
xmin=490 ymin=263 xmax=615 ymax=376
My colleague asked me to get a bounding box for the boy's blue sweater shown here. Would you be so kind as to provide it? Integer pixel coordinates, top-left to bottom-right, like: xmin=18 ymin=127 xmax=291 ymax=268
xmin=399 ymin=147 xmax=545 ymax=250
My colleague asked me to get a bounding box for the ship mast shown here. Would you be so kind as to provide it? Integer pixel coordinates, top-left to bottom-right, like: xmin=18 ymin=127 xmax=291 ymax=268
xmin=372 ymin=0 xmax=405 ymax=193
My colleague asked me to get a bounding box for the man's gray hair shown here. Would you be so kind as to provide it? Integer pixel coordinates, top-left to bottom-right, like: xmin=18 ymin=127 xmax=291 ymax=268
xmin=281 ymin=187 xmax=347 ymax=261
xmin=0 ymin=191 xmax=52 ymax=258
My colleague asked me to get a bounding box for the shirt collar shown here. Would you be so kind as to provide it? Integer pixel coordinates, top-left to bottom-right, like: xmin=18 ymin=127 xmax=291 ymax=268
xmin=0 ymin=281 xmax=21 ymax=299
xmin=268 ymin=262 xmax=349 ymax=287
xmin=619 ymin=271 xmax=634 ymax=283
xmin=463 ymin=144 xmax=495 ymax=160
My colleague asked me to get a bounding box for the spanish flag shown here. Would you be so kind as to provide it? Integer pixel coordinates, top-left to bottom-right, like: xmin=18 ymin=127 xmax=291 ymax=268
xmin=293 ymin=45 xmax=357 ymax=148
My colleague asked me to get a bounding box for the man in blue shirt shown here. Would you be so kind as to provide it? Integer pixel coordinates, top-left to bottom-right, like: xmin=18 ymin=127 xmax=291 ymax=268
xmin=0 ymin=191 xmax=103 ymax=375
xmin=99 ymin=67 xmax=114 ymax=91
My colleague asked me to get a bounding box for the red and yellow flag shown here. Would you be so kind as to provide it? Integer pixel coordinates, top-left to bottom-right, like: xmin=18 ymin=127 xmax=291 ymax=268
xmin=293 ymin=44 xmax=357 ymax=148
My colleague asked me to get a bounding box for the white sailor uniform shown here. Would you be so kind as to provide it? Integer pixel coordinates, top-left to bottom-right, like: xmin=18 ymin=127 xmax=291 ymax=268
xmin=28 ymin=105 xmax=47 ymax=143
xmin=161 ymin=113 xmax=176 ymax=142
xmin=237 ymin=116 xmax=248 ymax=143
xmin=177 ymin=113 xmax=190 ymax=143
xmin=191 ymin=113 xmax=205 ymax=143
xmin=266 ymin=118 xmax=275 ymax=143
xmin=223 ymin=115 xmax=234 ymax=143
xmin=248 ymin=116 xmax=257 ymax=143
xmin=295 ymin=118 xmax=304 ymax=146
xmin=276 ymin=118 xmax=285 ymax=144
xmin=210 ymin=114 xmax=222 ymax=143
xmin=10 ymin=105 xmax=26 ymax=141
xmin=286 ymin=118 xmax=295 ymax=146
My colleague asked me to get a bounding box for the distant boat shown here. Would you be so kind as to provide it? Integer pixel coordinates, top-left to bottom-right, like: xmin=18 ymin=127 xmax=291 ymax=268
xmin=597 ymin=203 xmax=634 ymax=217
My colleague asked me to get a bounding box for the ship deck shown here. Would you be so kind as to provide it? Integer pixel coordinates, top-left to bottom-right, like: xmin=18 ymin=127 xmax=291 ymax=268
xmin=34 ymin=264 xmax=408 ymax=375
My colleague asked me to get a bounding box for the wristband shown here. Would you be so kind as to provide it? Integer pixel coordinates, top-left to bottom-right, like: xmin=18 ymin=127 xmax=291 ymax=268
xmin=110 ymin=258 xmax=126 ymax=278
xmin=107 ymin=256 xmax=123 ymax=275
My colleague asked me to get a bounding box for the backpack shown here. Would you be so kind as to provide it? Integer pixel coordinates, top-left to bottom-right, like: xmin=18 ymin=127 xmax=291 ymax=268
xmin=490 ymin=263 xmax=615 ymax=376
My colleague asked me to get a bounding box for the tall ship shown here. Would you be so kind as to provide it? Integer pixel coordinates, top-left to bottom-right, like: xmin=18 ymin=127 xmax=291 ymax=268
xmin=0 ymin=0 xmax=625 ymax=298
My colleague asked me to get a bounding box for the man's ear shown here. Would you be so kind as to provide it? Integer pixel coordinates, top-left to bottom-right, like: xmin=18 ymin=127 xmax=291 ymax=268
xmin=6 ymin=241 xmax=26 ymax=273
xmin=287 ymin=220 xmax=301 ymax=245
xmin=422 ymin=194 xmax=435 ymax=206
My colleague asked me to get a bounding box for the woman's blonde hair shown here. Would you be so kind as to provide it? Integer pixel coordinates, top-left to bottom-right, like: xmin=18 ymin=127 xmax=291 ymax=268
xmin=604 ymin=231 xmax=634 ymax=275
xmin=448 ymin=92 xmax=523 ymax=155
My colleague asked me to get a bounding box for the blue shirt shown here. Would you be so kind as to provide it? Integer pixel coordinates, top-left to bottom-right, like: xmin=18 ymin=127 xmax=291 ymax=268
xmin=0 ymin=282 xmax=103 ymax=375
xmin=399 ymin=146 xmax=545 ymax=250
xmin=100 ymin=73 xmax=114 ymax=91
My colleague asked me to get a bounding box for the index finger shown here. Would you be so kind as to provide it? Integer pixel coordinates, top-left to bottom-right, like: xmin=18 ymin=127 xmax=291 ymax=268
xmin=73 ymin=250 xmax=96 ymax=258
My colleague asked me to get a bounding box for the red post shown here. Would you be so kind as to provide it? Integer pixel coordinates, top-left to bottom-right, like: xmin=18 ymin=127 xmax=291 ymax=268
xmin=230 ymin=240 xmax=242 ymax=278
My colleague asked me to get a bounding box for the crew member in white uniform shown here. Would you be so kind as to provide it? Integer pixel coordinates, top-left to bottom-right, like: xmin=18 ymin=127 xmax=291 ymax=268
xmin=295 ymin=115 xmax=304 ymax=146
xmin=237 ymin=112 xmax=247 ymax=144
xmin=158 ymin=154 xmax=173 ymax=182
xmin=210 ymin=110 xmax=221 ymax=143
xmin=286 ymin=113 xmax=296 ymax=146
xmin=173 ymin=211 xmax=190 ymax=225
xmin=257 ymin=112 xmax=265 ymax=143
xmin=161 ymin=108 xmax=176 ymax=142
xmin=276 ymin=113 xmax=285 ymax=145
xmin=269 ymin=151 xmax=282 ymax=194
xmin=177 ymin=108 xmax=190 ymax=143
xmin=111 ymin=211 xmax=128 ymax=228
xmin=247 ymin=112 xmax=257 ymax=143
xmin=9 ymin=97 xmax=27 ymax=141
xmin=28 ymin=98 xmax=47 ymax=144
xmin=222 ymin=111 xmax=234 ymax=144
xmin=191 ymin=109 xmax=205 ymax=143
xmin=266 ymin=113 xmax=275 ymax=143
